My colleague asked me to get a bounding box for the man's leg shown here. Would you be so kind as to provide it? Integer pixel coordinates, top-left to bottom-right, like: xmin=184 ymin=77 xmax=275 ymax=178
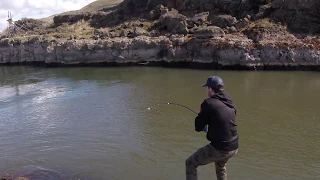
xmin=185 ymin=144 xmax=224 ymax=180
xmin=215 ymin=149 xmax=238 ymax=180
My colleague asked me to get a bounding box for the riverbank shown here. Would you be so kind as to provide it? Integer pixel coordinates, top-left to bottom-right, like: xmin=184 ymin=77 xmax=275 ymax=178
xmin=0 ymin=33 xmax=319 ymax=71
xmin=1 ymin=59 xmax=320 ymax=71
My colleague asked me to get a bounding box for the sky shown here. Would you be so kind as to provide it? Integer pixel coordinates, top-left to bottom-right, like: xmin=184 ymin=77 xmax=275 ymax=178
xmin=0 ymin=0 xmax=96 ymax=32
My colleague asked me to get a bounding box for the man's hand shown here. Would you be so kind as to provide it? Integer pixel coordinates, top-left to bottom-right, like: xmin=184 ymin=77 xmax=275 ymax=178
xmin=195 ymin=101 xmax=209 ymax=132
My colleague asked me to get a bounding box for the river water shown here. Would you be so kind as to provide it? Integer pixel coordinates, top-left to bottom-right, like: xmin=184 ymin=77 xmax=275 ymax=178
xmin=0 ymin=66 xmax=319 ymax=180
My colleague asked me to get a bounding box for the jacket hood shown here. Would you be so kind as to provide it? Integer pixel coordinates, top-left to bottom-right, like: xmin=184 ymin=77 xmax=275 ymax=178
xmin=212 ymin=92 xmax=235 ymax=109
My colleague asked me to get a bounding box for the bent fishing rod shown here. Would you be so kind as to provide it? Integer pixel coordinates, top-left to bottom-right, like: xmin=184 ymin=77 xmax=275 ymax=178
xmin=147 ymin=102 xmax=208 ymax=132
xmin=147 ymin=102 xmax=198 ymax=115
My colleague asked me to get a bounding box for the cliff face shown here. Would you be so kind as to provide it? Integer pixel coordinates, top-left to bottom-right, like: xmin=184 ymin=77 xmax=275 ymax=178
xmin=0 ymin=33 xmax=319 ymax=70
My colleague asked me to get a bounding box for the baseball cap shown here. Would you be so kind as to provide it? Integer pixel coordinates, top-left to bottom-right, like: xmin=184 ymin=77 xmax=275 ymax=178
xmin=202 ymin=76 xmax=224 ymax=91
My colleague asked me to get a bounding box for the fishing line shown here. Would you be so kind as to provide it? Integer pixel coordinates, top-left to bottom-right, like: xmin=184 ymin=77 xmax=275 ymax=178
xmin=147 ymin=102 xmax=208 ymax=132
xmin=147 ymin=102 xmax=198 ymax=115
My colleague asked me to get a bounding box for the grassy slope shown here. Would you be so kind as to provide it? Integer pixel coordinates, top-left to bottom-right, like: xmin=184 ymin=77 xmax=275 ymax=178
xmin=40 ymin=0 xmax=123 ymax=23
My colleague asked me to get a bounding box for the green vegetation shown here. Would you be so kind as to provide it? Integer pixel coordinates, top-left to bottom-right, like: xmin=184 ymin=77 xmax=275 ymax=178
xmin=241 ymin=18 xmax=287 ymax=33
xmin=80 ymin=0 xmax=123 ymax=12
xmin=40 ymin=0 xmax=123 ymax=23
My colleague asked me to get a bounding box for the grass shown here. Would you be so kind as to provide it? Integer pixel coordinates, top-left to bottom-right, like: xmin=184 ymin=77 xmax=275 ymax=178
xmin=2 ymin=19 xmax=97 ymax=43
xmin=240 ymin=18 xmax=287 ymax=33
xmin=40 ymin=0 xmax=123 ymax=23
xmin=80 ymin=0 xmax=123 ymax=12
xmin=50 ymin=20 xmax=95 ymax=39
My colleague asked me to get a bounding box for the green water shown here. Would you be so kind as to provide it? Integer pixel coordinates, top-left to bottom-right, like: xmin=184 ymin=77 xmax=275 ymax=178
xmin=0 ymin=66 xmax=319 ymax=180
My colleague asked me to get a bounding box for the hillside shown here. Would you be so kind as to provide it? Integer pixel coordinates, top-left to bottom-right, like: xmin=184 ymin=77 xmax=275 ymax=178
xmin=40 ymin=0 xmax=123 ymax=23
xmin=2 ymin=0 xmax=318 ymax=40
xmin=0 ymin=0 xmax=319 ymax=70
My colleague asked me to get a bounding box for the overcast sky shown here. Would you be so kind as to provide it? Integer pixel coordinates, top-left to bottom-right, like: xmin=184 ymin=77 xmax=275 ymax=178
xmin=0 ymin=0 xmax=96 ymax=32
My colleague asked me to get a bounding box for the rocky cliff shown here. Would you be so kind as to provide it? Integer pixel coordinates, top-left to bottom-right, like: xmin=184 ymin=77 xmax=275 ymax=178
xmin=0 ymin=0 xmax=319 ymax=70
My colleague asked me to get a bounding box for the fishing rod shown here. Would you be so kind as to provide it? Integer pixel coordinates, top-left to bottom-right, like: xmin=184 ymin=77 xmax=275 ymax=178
xmin=147 ymin=102 xmax=208 ymax=132
xmin=147 ymin=102 xmax=198 ymax=115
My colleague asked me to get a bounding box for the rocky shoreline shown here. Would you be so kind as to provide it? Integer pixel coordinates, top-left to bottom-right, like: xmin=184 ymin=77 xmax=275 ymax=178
xmin=0 ymin=34 xmax=319 ymax=71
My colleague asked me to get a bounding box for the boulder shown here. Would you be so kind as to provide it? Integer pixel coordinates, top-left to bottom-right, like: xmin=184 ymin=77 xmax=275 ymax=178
xmin=159 ymin=10 xmax=188 ymax=34
xmin=192 ymin=26 xmax=225 ymax=39
xmin=148 ymin=4 xmax=169 ymax=20
xmin=133 ymin=27 xmax=148 ymax=37
xmin=149 ymin=29 xmax=161 ymax=37
xmin=191 ymin=12 xmax=209 ymax=24
xmin=211 ymin=15 xmax=238 ymax=28
xmin=230 ymin=26 xmax=237 ymax=33
xmin=255 ymin=3 xmax=273 ymax=20
xmin=120 ymin=30 xmax=128 ymax=37
xmin=235 ymin=17 xmax=250 ymax=30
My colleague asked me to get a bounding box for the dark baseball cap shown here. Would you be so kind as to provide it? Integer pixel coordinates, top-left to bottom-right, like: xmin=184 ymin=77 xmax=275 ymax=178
xmin=202 ymin=76 xmax=224 ymax=91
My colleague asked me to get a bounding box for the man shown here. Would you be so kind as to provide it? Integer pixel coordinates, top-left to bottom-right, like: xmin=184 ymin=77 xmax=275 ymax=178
xmin=185 ymin=76 xmax=239 ymax=180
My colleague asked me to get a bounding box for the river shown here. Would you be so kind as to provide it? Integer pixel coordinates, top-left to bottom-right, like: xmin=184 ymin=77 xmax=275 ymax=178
xmin=0 ymin=66 xmax=319 ymax=180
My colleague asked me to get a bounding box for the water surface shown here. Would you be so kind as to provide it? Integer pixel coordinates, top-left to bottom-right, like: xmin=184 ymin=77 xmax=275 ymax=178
xmin=0 ymin=66 xmax=319 ymax=180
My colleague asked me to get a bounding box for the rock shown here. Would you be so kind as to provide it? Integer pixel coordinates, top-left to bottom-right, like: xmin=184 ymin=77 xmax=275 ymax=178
xmin=149 ymin=29 xmax=161 ymax=37
xmin=230 ymin=26 xmax=237 ymax=33
xmin=149 ymin=10 xmax=158 ymax=20
xmin=170 ymin=34 xmax=185 ymax=46
xmin=191 ymin=12 xmax=209 ymax=25
xmin=133 ymin=27 xmax=147 ymax=37
xmin=186 ymin=19 xmax=196 ymax=28
xmin=235 ymin=18 xmax=250 ymax=30
xmin=211 ymin=15 xmax=238 ymax=28
xmin=174 ymin=22 xmax=189 ymax=34
xmin=239 ymin=10 xmax=255 ymax=20
xmin=246 ymin=14 xmax=252 ymax=20
xmin=159 ymin=10 xmax=188 ymax=34
xmin=155 ymin=4 xmax=166 ymax=11
xmin=192 ymin=26 xmax=225 ymax=39
xmin=147 ymin=0 xmax=165 ymax=10
xmin=255 ymin=3 xmax=272 ymax=20
xmin=120 ymin=30 xmax=127 ymax=37
xmin=148 ymin=4 xmax=168 ymax=20
xmin=160 ymin=8 xmax=169 ymax=15
xmin=94 ymin=29 xmax=110 ymax=38
xmin=271 ymin=0 xmax=320 ymax=33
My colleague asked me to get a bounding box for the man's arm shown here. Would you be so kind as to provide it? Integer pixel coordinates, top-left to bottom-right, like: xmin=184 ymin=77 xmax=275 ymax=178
xmin=194 ymin=101 xmax=209 ymax=132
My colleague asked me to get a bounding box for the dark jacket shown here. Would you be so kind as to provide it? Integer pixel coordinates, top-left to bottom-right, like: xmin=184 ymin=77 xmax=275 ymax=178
xmin=195 ymin=92 xmax=239 ymax=151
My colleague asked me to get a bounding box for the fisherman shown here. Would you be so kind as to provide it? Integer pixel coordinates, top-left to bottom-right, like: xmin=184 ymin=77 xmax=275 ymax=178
xmin=185 ymin=76 xmax=239 ymax=180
